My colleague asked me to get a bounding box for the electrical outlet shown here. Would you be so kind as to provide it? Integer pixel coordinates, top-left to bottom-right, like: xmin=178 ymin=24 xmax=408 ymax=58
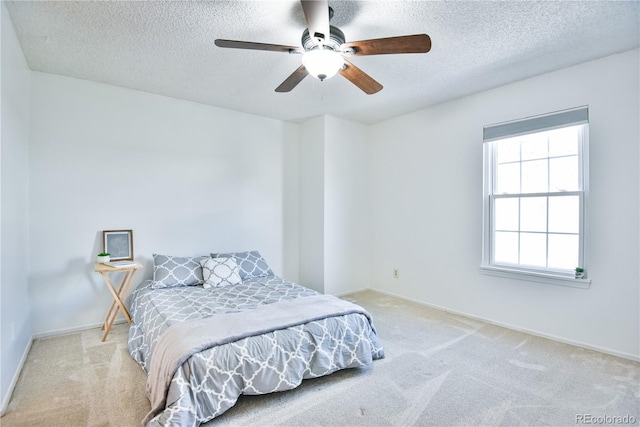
xmin=393 ymin=268 xmax=399 ymax=279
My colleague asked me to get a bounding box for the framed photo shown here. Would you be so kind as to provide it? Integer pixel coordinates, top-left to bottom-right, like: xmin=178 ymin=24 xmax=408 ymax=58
xmin=102 ymin=229 xmax=134 ymax=261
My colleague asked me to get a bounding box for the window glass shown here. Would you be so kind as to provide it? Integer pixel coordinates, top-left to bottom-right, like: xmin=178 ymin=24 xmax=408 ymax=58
xmin=494 ymin=231 xmax=518 ymax=264
xmin=496 ymin=163 xmax=520 ymax=194
xmin=549 ymin=127 xmax=579 ymax=157
xmin=521 ymin=160 xmax=548 ymax=193
xmin=548 ymin=234 xmax=579 ymax=270
xmin=519 ymin=233 xmax=547 ymax=267
xmin=520 ymin=197 xmax=547 ymax=232
xmin=494 ymin=198 xmax=519 ymax=231
xmin=496 ymin=138 xmax=520 ymax=163
xmin=550 ymin=156 xmax=578 ymax=191
xmin=521 ymin=133 xmax=548 ymax=161
xmin=548 ymin=196 xmax=579 ymax=234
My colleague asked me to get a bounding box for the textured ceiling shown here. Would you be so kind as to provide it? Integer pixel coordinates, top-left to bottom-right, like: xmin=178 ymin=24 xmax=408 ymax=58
xmin=5 ymin=1 xmax=640 ymax=124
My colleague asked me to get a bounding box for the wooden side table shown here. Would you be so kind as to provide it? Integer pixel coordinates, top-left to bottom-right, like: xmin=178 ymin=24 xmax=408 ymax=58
xmin=94 ymin=261 xmax=143 ymax=341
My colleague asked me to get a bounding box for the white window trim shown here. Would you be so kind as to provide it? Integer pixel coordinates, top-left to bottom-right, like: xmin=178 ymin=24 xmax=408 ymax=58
xmin=481 ymin=107 xmax=590 ymax=287
xmin=480 ymin=265 xmax=591 ymax=289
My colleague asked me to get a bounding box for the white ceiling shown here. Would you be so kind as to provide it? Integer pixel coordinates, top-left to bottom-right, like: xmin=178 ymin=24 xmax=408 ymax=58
xmin=5 ymin=1 xmax=639 ymax=125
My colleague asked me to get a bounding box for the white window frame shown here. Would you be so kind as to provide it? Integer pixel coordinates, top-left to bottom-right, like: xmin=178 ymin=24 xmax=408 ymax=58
xmin=481 ymin=106 xmax=590 ymax=288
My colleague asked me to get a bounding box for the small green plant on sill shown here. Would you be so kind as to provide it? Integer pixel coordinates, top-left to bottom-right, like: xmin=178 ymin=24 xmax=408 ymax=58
xmin=575 ymin=267 xmax=584 ymax=273
xmin=98 ymin=252 xmax=110 ymax=257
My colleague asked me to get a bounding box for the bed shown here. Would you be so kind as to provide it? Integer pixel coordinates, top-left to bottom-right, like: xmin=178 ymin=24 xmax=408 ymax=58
xmin=128 ymin=252 xmax=384 ymax=426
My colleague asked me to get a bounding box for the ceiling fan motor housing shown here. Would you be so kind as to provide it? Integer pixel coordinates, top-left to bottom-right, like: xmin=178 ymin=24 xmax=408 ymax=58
xmin=302 ymin=25 xmax=345 ymax=52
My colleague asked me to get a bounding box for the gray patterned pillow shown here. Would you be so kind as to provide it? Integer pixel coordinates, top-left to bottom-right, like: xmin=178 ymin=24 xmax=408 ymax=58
xmin=210 ymin=250 xmax=274 ymax=279
xmin=151 ymin=254 xmax=209 ymax=289
xmin=199 ymin=257 xmax=242 ymax=288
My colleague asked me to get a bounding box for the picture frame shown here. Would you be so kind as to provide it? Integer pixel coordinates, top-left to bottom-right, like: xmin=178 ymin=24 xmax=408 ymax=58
xmin=102 ymin=229 xmax=134 ymax=261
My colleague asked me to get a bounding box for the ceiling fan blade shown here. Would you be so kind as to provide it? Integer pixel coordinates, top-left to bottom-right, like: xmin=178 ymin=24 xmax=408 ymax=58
xmin=215 ymin=39 xmax=303 ymax=54
xmin=341 ymin=34 xmax=431 ymax=56
xmin=339 ymin=60 xmax=383 ymax=95
xmin=275 ymin=65 xmax=309 ymax=92
xmin=301 ymin=0 xmax=330 ymax=44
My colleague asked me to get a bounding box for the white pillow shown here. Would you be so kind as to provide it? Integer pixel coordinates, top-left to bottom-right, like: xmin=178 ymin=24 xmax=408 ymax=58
xmin=199 ymin=257 xmax=242 ymax=288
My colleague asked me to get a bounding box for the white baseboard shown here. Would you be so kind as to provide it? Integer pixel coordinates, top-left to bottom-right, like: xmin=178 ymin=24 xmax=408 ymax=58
xmin=32 ymin=319 xmax=127 ymax=340
xmin=0 ymin=336 xmax=33 ymax=416
xmin=334 ymin=287 xmax=371 ymax=298
xmin=366 ymin=287 xmax=640 ymax=362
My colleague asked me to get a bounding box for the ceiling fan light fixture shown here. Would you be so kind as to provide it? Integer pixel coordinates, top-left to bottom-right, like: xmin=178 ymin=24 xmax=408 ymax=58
xmin=302 ymin=49 xmax=344 ymax=81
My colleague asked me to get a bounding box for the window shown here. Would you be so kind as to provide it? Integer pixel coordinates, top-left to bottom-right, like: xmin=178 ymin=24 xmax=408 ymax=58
xmin=482 ymin=107 xmax=589 ymax=283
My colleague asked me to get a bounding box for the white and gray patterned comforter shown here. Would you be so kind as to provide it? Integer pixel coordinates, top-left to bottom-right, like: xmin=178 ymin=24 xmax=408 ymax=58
xmin=128 ymin=276 xmax=384 ymax=426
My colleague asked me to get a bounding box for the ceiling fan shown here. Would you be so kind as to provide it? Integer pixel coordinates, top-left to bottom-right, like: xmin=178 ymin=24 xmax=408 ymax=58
xmin=214 ymin=0 xmax=431 ymax=95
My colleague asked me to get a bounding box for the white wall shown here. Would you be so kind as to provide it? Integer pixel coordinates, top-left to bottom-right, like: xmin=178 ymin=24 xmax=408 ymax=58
xmin=297 ymin=115 xmax=371 ymax=295
xmin=369 ymin=49 xmax=640 ymax=359
xmin=324 ymin=116 xmax=370 ymax=296
xmin=28 ymin=72 xmax=291 ymax=335
xmin=282 ymin=122 xmax=300 ymax=282
xmin=297 ymin=116 xmax=325 ymax=292
xmin=1 ymin=2 xmax=33 ymax=411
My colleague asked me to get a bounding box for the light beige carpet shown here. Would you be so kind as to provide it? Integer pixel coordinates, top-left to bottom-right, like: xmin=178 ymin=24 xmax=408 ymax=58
xmin=2 ymin=290 xmax=638 ymax=427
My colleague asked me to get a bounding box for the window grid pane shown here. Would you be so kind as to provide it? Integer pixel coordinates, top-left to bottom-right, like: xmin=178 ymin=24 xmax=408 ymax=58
xmin=494 ymin=198 xmax=519 ymax=231
xmin=548 ymin=234 xmax=579 ymax=270
xmin=494 ymin=231 xmax=519 ymax=264
xmin=520 ymin=232 xmax=547 ymax=267
xmin=521 ymin=159 xmax=548 ymax=193
xmin=548 ymin=196 xmax=580 ymax=233
xmin=520 ymin=197 xmax=547 ymax=232
xmin=549 ymin=156 xmax=579 ymax=192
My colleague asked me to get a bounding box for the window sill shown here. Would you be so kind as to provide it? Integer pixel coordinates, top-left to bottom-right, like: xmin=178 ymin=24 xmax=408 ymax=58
xmin=480 ymin=266 xmax=591 ymax=289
